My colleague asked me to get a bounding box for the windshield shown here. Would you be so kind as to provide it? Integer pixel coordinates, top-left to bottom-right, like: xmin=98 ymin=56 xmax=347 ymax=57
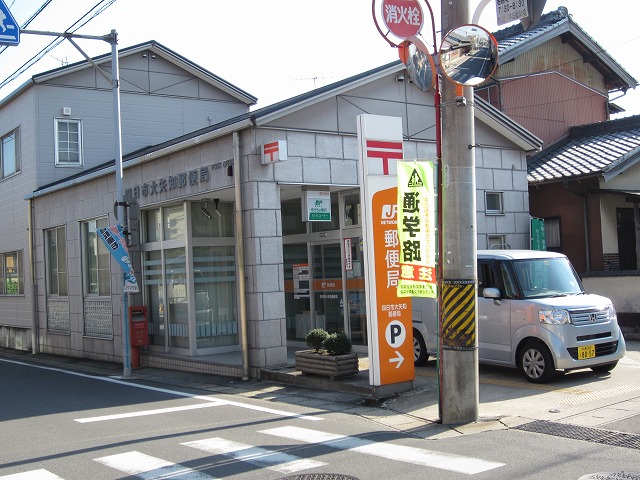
xmin=511 ymin=257 xmax=584 ymax=298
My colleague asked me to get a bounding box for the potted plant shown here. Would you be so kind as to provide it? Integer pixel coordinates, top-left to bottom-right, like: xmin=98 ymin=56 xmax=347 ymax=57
xmin=294 ymin=329 xmax=359 ymax=380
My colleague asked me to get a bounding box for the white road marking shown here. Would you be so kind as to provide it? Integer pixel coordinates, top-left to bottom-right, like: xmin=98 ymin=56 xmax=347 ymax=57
xmin=75 ymin=401 xmax=224 ymax=423
xmin=94 ymin=451 xmax=213 ymax=479
xmin=0 ymin=470 xmax=64 ymax=480
xmin=0 ymin=358 xmax=321 ymax=422
xmin=183 ymin=437 xmax=326 ymax=474
xmin=261 ymin=426 xmax=505 ymax=475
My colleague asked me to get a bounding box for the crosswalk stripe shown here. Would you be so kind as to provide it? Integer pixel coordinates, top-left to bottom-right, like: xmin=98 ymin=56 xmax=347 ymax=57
xmin=182 ymin=437 xmax=326 ymax=474
xmin=94 ymin=451 xmax=213 ymax=480
xmin=261 ymin=426 xmax=505 ymax=475
xmin=0 ymin=470 xmax=64 ymax=480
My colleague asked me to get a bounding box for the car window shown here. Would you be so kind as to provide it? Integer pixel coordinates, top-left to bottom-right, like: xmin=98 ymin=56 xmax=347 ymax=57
xmin=499 ymin=262 xmax=517 ymax=299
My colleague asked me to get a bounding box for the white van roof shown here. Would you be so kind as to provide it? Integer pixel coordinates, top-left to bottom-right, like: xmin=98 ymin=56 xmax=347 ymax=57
xmin=477 ymin=250 xmax=568 ymax=261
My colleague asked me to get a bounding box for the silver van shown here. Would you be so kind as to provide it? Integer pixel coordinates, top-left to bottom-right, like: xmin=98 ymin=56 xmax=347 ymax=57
xmin=412 ymin=250 xmax=627 ymax=383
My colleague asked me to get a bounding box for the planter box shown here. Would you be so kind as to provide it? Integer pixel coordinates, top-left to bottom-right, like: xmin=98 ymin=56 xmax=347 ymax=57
xmin=294 ymin=350 xmax=359 ymax=380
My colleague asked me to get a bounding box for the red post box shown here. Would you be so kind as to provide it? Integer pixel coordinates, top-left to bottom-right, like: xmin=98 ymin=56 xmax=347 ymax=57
xmin=128 ymin=306 xmax=148 ymax=368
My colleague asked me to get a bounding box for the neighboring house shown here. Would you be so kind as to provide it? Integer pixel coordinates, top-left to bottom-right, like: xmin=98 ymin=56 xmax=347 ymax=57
xmin=477 ymin=6 xmax=640 ymax=337
xmin=17 ymin=49 xmax=541 ymax=376
xmin=479 ymin=6 xmax=637 ymax=145
xmin=0 ymin=41 xmax=256 ymax=351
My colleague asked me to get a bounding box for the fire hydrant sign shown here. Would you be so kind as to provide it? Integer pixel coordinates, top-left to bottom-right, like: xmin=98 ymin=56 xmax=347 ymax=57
xmin=357 ymin=114 xmax=414 ymax=387
xmin=397 ymin=161 xmax=437 ymax=298
xmin=381 ymin=0 xmax=423 ymax=40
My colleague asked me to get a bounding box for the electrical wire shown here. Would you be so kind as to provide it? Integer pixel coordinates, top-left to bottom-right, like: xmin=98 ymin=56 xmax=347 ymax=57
xmin=0 ymin=0 xmax=118 ymax=90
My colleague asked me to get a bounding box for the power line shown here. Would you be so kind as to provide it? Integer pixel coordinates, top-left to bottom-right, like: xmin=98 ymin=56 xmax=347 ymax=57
xmin=0 ymin=0 xmax=118 ymax=90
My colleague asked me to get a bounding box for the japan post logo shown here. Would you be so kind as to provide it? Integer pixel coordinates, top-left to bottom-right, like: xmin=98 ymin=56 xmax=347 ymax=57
xmin=381 ymin=204 xmax=397 ymax=220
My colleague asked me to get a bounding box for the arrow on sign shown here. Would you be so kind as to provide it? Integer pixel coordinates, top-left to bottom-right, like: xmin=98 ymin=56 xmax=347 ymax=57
xmin=389 ymin=351 xmax=404 ymax=368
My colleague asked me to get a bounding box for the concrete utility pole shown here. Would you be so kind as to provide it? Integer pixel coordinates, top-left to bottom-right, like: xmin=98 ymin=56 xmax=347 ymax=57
xmin=439 ymin=0 xmax=479 ymax=424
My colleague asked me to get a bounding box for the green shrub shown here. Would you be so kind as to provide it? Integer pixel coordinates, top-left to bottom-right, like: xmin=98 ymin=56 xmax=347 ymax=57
xmin=323 ymin=331 xmax=353 ymax=356
xmin=305 ymin=328 xmax=329 ymax=352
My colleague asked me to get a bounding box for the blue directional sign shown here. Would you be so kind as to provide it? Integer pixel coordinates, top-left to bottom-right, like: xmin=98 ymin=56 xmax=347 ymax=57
xmin=0 ymin=0 xmax=20 ymax=46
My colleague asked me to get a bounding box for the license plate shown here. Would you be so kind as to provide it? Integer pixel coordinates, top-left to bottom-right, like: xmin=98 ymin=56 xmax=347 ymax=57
xmin=578 ymin=344 xmax=596 ymax=360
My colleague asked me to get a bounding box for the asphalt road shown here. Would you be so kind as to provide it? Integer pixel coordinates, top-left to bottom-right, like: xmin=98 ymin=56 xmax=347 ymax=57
xmin=1 ymin=347 xmax=639 ymax=480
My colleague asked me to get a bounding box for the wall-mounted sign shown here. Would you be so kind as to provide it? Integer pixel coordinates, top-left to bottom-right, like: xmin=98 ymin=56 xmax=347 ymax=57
xmin=304 ymin=190 xmax=331 ymax=222
xmin=261 ymin=140 xmax=287 ymax=164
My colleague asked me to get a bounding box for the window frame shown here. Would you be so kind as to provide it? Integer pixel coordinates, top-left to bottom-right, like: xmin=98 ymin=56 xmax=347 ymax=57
xmin=485 ymin=191 xmax=504 ymax=215
xmin=0 ymin=251 xmax=23 ymax=295
xmin=45 ymin=226 xmax=68 ymax=296
xmin=82 ymin=217 xmax=111 ymax=296
xmin=1 ymin=128 xmax=20 ymax=179
xmin=54 ymin=118 xmax=83 ymax=166
xmin=487 ymin=234 xmax=507 ymax=250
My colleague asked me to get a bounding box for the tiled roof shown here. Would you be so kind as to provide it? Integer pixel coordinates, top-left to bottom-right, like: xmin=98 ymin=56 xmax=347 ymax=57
xmin=493 ymin=7 xmax=637 ymax=91
xmin=527 ymin=115 xmax=640 ymax=183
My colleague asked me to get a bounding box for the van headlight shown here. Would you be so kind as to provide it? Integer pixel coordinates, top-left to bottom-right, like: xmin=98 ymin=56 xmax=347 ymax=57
xmin=606 ymin=304 xmax=616 ymax=320
xmin=539 ymin=309 xmax=570 ymax=325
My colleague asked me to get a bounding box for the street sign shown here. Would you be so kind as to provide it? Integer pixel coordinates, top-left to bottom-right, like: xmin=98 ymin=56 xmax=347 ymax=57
xmin=0 ymin=0 xmax=20 ymax=46
xmin=381 ymin=0 xmax=423 ymax=40
xmin=496 ymin=0 xmax=529 ymax=26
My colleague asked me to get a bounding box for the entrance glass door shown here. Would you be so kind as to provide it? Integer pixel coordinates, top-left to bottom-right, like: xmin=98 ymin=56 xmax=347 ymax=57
xmin=312 ymin=242 xmax=343 ymax=334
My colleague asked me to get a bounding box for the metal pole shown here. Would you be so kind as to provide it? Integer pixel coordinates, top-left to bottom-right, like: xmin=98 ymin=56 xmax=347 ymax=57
xmin=110 ymin=30 xmax=131 ymax=377
xmin=439 ymin=0 xmax=479 ymax=424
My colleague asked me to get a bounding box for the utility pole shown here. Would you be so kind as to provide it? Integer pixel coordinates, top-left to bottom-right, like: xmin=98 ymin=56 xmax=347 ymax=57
xmin=439 ymin=0 xmax=479 ymax=424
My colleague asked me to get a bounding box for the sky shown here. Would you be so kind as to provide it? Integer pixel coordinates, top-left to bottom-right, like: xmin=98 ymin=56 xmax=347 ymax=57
xmin=0 ymin=0 xmax=638 ymax=117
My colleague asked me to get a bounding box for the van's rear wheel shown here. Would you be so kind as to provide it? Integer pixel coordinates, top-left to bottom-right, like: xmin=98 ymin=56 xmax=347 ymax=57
xmin=413 ymin=328 xmax=428 ymax=366
xmin=520 ymin=340 xmax=556 ymax=383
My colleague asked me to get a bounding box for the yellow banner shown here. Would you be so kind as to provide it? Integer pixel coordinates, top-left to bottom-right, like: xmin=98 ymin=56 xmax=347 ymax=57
xmin=397 ymin=161 xmax=436 ymax=298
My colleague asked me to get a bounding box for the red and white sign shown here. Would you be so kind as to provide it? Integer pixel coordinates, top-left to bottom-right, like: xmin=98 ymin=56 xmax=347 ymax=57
xmin=381 ymin=0 xmax=424 ymax=40
xmin=261 ymin=140 xmax=287 ymax=164
xmin=357 ymin=114 xmax=414 ymax=388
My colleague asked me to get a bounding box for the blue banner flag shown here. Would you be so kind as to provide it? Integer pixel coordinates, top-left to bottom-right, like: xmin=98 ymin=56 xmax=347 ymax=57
xmin=98 ymin=225 xmax=139 ymax=293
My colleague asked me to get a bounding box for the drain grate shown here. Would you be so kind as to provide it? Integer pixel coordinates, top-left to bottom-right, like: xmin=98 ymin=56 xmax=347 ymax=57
xmin=514 ymin=420 xmax=640 ymax=450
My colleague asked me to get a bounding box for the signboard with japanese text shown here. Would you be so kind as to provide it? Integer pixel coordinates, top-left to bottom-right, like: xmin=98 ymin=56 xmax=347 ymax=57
xmin=496 ymin=0 xmax=528 ymax=25
xmin=381 ymin=0 xmax=423 ymax=40
xmin=98 ymin=224 xmax=139 ymax=293
xmin=304 ymin=190 xmax=331 ymax=221
xmin=397 ymin=161 xmax=437 ymax=298
xmin=530 ymin=217 xmax=546 ymax=251
xmin=357 ymin=114 xmax=414 ymax=387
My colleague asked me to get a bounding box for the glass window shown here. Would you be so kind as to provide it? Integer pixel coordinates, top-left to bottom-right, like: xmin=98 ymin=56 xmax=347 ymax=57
xmin=1 ymin=251 xmax=23 ymax=295
xmin=144 ymin=209 xmax=162 ymax=243
xmin=46 ymin=227 xmax=68 ymax=296
xmin=282 ymin=198 xmax=306 ymax=235
xmin=191 ymin=200 xmax=234 ymax=238
xmin=488 ymin=235 xmax=506 ymax=249
xmin=1 ymin=128 xmax=19 ymax=178
xmin=164 ymin=204 xmax=185 ymax=240
xmin=485 ymin=191 xmax=504 ymax=215
xmin=83 ymin=218 xmax=110 ymax=295
xmin=544 ymin=217 xmax=561 ymax=248
xmin=193 ymin=246 xmax=238 ymax=348
xmin=55 ymin=119 xmax=83 ymax=166
xmin=343 ymin=193 xmax=361 ymax=227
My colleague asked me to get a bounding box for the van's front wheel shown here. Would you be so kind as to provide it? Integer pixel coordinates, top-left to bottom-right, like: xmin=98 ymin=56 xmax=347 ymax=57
xmin=520 ymin=340 xmax=556 ymax=383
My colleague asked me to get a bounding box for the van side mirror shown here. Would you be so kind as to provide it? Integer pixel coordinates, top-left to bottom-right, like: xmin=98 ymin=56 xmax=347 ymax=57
xmin=483 ymin=287 xmax=501 ymax=299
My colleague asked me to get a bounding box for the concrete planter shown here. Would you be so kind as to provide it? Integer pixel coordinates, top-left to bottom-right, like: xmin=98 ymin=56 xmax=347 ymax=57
xmin=294 ymin=350 xmax=359 ymax=380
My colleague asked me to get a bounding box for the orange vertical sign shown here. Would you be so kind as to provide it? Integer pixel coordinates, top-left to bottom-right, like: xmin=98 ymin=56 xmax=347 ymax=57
xmin=372 ymin=187 xmax=415 ymax=384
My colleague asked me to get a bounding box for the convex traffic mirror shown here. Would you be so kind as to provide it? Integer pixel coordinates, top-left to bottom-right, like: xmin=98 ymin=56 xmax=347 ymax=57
xmin=439 ymin=24 xmax=498 ymax=86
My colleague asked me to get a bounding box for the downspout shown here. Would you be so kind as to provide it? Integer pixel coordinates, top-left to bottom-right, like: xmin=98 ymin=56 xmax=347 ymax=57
xmin=233 ymin=131 xmax=249 ymax=380
xmin=28 ymin=198 xmax=38 ymax=353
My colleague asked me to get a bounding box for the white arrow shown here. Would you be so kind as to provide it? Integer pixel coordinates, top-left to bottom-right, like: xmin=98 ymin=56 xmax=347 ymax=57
xmin=389 ymin=350 xmax=404 ymax=368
